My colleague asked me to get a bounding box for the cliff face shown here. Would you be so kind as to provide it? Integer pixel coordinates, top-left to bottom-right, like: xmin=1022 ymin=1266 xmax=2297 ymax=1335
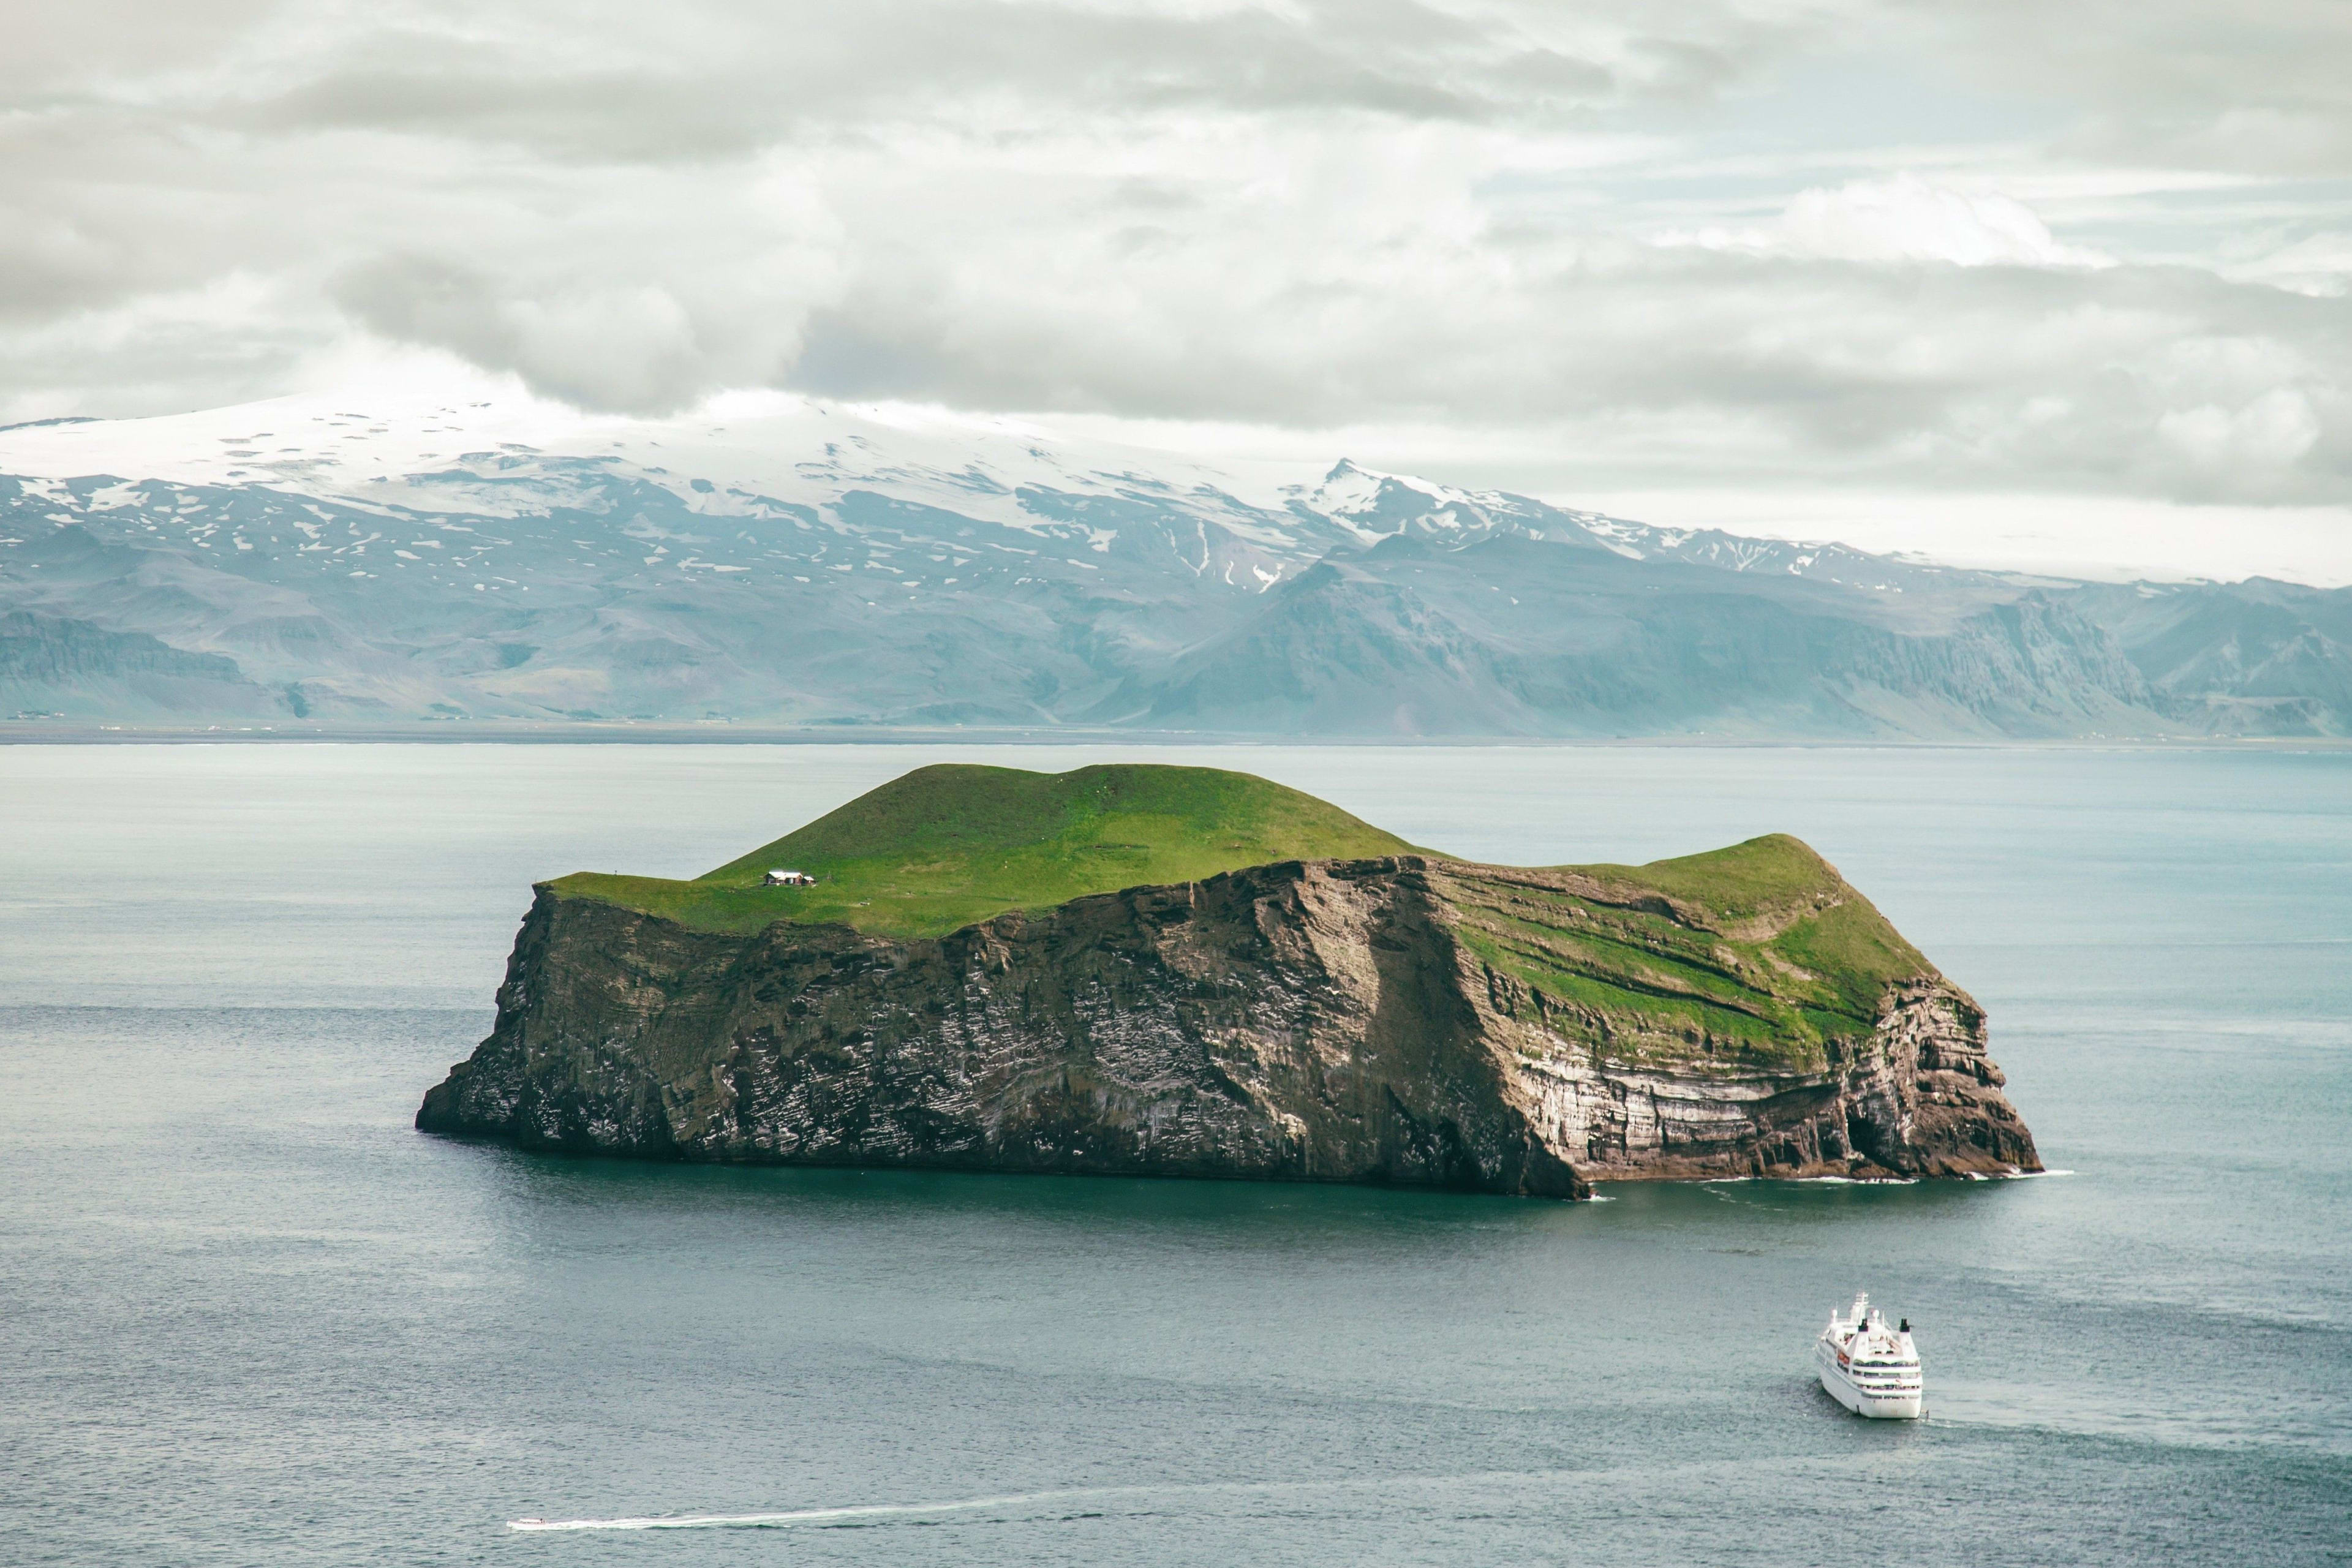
xmin=0 ymin=608 xmax=280 ymax=720
xmin=418 ymin=855 xmax=2038 ymax=1199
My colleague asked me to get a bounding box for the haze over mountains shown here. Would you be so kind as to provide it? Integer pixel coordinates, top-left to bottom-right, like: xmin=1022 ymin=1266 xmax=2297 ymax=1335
xmin=2 ymin=391 xmax=2345 ymax=738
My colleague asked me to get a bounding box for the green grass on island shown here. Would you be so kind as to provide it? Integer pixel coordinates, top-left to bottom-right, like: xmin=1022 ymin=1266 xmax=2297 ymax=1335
xmin=551 ymin=762 xmax=1937 ymax=1068
xmin=1439 ymin=833 xmax=1936 ymax=1070
xmin=551 ymin=763 xmax=1422 ymax=940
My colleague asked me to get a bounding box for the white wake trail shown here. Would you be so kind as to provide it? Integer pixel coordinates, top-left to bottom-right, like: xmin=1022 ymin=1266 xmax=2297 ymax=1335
xmin=508 ymin=1469 xmax=1581 ymax=1533
xmin=510 ymin=1488 xmax=1121 ymax=1532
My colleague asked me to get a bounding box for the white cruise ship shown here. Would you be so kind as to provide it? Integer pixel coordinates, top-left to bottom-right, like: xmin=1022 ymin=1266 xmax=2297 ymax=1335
xmin=1814 ymin=1294 xmax=1924 ymax=1419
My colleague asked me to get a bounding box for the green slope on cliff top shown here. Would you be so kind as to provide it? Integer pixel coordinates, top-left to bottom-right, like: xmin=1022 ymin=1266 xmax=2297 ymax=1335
xmin=555 ymin=761 xmax=1947 ymax=1081
xmin=1438 ymin=835 xmax=1936 ymax=1071
xmin=551 ymin=763 xmax=1420 ymax=938
xmin=551 ymin=763 xmax=1939 ymax=1069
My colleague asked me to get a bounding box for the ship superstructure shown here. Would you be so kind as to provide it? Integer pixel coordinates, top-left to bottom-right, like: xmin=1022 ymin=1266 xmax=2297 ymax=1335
xmin=1814 ymin=1294 xmax=1924 ymax=1419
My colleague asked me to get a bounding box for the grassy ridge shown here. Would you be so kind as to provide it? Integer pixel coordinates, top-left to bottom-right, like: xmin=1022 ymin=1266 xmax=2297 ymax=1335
xmin=549 ymin=766 xmax=1940 ymax=1070
xmin=1441 ymin=835 xmax=1936 ymax=1071
xmin=551 ymin=763 xmax=1421 ymax=938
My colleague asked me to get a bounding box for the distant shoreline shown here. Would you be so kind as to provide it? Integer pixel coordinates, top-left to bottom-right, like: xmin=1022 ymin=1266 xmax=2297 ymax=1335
xmin=3 ymin=723 xmax=2347 ymax=750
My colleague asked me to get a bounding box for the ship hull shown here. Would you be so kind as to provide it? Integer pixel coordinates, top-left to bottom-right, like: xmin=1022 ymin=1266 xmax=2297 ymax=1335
xmin=1814 ymin=1344 xmax=1924 ymax=1419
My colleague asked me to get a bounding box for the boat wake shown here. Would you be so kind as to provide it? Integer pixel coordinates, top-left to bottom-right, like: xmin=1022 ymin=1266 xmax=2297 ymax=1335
xmin=509 ymin=1470 xmax=1611 ymax=1533
xmin=511 ymin=1456 xmax=1937 ymax=1534
xmin=511 ymin=1487 xmax=1145 ymax=1532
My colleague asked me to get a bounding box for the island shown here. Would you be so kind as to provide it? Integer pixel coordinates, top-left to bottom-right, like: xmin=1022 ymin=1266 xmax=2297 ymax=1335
xmin=417 ymin=763 xmax=2040 ymax=1199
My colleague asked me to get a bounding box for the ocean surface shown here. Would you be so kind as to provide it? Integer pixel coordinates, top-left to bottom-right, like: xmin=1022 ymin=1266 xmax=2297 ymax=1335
xmin=3 ymin=742 xmax=2347 ymax=1566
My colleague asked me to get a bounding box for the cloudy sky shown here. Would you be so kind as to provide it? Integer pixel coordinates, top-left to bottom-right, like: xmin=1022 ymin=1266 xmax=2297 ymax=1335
xmin=8 ymin=0 xmax=2351 ymax=578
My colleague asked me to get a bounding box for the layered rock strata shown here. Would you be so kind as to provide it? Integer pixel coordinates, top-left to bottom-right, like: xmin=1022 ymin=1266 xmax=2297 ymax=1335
xmin=419 ymin=848 xmax=2038 ymax=1200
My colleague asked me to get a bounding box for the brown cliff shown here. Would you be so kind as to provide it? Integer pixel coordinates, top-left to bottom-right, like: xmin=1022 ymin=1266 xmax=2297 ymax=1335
xmin=418 ymin=845 xmax=2038 ymax=1199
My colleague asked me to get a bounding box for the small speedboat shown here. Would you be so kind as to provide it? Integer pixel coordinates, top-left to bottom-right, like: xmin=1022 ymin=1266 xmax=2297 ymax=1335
xmin=1814 ymin=1293 xmax=1924 ymax=1419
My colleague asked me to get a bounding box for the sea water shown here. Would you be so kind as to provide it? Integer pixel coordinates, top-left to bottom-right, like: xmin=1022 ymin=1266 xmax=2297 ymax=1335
xmin=2 ymin=742 xmax=2346 ymax=1566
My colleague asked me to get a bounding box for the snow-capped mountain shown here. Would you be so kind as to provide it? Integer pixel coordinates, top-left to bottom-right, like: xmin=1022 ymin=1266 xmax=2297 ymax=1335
xmin=2 ymin=390 xmax=2345 ymax=736
xmin=0 ymin=387 xmax=1990 ymax=592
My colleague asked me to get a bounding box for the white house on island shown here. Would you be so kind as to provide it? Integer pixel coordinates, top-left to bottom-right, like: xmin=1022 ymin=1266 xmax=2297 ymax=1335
xmin=763 ymin=869 xmax=817 ymax=886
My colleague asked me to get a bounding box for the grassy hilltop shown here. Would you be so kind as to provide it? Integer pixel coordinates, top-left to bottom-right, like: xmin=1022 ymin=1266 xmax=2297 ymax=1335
xmin=552 ymin=763 xmax=1420 ymax=939
xmin=1434 ymin=836 xmax=1934 ymax=1070
xmin=550 ymin=761 xmax=1940 ymax=1071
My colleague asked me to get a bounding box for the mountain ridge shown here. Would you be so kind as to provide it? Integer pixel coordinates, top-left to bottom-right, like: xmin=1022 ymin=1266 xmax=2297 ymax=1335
xmin=4 ymin=391 xmax=2345 ymax=737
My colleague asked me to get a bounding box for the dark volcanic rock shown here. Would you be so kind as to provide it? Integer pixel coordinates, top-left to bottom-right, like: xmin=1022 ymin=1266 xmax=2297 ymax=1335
xmin=419 ymin=856 xmax=2038 ymax=1199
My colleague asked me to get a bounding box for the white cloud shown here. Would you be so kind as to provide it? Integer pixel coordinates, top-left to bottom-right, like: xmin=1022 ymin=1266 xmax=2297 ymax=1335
xmin=0 ymin=0 xmax=2348 ymax=534
xmin=2158 ymin=390 xmax=2323 ymax=471
xmin=1906 ymin=0 xmax=2352 ymax=176
xmin=2223 ymin=231 xmax=2352 ymax=298
xmin=1657 ymin=174 xmax=2111 ymax=268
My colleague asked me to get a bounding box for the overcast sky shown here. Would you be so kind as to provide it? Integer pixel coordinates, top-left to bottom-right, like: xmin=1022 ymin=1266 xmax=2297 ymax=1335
xmin=7 ymin=0 xmax=2351 ymax=578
